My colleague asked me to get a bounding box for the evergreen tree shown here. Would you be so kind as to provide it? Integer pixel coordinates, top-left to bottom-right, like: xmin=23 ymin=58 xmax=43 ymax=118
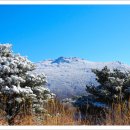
xmin=0 ymin=44 xmax=55 ymax=125
xmin=86 ymin=66 xmax=130 ymax=104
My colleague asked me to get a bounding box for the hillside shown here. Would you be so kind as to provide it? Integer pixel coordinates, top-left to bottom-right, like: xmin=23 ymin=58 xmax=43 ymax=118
xmin=34 ymin=57 xmax=130 ymax=99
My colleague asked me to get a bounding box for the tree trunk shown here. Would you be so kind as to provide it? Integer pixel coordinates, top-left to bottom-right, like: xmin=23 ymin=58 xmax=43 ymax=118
xmin=8 ymin=118 xmax=15 ymax=125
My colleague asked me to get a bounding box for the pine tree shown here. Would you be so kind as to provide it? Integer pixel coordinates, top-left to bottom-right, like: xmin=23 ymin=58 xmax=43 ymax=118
xmin=0 ymin=44 xmax=55 ymax=125
xmin=86 ymin=66 xmax=130 ymax=104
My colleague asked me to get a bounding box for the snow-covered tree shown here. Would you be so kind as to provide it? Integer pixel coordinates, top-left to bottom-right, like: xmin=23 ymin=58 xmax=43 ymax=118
xmin=86 ymin=66 xmax=130 ymax=104
xmin=0 ymin=44 xmax=55 ymax=125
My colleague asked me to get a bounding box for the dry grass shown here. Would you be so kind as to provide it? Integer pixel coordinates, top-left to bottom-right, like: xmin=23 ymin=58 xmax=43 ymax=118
xmin=0 ymin=109 xmax=8 ymax=125
xmin=13 ymin=99 xmax=80 ymax=125
xmin=1 ymin=99 xmax=130 ymax=125
xmin=105 ymin=102 xmax=130 ymax=125
xmin=42 ymin=99 xmax=80 ymax=125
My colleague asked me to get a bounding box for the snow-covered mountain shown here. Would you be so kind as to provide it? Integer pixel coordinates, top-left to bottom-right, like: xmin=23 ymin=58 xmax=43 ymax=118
xmin=34 ymin=57 xmax=130 ymax=99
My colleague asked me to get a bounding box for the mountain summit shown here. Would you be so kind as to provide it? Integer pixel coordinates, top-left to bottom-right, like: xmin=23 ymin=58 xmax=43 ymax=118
xmin=34 ymin=57 xmax=130 ymax=99
xmin=51 ymin=57 xmax=86 ymax=64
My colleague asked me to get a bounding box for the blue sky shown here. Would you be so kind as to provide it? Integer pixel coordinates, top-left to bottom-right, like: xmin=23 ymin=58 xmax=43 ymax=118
xmin=0 ymin=5 xmax=130 ymax=64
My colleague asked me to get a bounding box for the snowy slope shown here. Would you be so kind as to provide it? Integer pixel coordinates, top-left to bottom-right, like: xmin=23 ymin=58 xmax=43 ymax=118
xmin=34 ymin=57 xmax=130 ymax=99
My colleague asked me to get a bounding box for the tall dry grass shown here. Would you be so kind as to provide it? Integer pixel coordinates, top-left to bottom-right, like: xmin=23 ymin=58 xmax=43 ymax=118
xmin=105 ymin=102 xmax=130 ymax=125
xmin=1 ymin=98 xmax=130 ymax=125
xmin=0 ymin=109 xmax=7 ymax=125
xmin=9 ymin=99 xmax=80 ymax=125
xmin=40 ymin=99 xmax=81 ymax=125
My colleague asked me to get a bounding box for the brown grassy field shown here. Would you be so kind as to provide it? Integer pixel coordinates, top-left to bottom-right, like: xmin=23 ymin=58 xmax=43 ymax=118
xmin=1 ymin=99 xmax=130 ymax=125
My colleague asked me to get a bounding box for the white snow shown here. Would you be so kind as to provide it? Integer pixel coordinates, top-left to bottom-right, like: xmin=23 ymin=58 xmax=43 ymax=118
xmin=34 ymin=57 xmax=130 ymax=99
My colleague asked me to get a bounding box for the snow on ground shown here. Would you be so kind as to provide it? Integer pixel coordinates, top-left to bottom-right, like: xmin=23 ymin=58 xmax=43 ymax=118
xmin=34 ymin=57 xmax=130 ymax=99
